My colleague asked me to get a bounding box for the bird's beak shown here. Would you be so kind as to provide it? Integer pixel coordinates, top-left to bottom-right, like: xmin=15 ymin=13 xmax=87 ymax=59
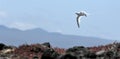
xmin=75 ymin=13 xmax=78 ymax=15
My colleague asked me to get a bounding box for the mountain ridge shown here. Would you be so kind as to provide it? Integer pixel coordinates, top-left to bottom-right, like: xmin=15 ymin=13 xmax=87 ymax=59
xmin=0 ymin=25 xmax=114 ymax=48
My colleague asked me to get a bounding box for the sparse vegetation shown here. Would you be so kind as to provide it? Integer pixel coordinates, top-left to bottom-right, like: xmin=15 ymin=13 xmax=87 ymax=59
xmin=0 ymin=42 xmax=120 ymax=59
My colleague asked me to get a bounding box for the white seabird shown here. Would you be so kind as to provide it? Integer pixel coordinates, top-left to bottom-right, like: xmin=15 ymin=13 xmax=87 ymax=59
xmin=75 ymin=11 xmax=87 ymax=28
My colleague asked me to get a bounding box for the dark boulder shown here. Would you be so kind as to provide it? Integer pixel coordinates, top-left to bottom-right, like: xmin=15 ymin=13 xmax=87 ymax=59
xmin=41 ymin=48 xmax=59 ymax=59
xmin=60 ymin=54 xmax=77 ymax=59
xmin=42 ymin=42 xmax=51 ymax=48
xmin=0 ymin=43 xmax=6 ymax=50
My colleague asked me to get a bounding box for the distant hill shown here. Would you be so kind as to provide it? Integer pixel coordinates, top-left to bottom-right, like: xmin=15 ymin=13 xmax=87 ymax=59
xmin=0 ymin=25 xmax=114 ymax=48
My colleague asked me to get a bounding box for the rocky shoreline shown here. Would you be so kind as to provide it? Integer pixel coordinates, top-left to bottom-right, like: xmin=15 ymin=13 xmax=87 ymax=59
xmin=0 ymin=42 xmax=120 ymax=59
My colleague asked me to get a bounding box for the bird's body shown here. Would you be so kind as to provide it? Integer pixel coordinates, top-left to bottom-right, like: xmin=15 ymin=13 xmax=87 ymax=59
xmin=76 ymin=11 xmax=87 ymax=28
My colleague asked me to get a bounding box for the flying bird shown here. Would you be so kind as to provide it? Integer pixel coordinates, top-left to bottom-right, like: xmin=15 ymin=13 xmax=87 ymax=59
xmin=75 ymin=11 xmax=87 ymax=28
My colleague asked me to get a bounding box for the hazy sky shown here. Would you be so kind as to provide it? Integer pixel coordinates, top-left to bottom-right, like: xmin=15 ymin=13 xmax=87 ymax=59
xmin=0 ymin=0 xmax=120 ymax=41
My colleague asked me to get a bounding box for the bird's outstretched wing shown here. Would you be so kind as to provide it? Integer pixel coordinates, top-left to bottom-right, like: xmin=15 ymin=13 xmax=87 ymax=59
xmin=76 ymin=16 xmax=80 ymax=28
xmin=75 ymin=11 xmax=87 ymax=28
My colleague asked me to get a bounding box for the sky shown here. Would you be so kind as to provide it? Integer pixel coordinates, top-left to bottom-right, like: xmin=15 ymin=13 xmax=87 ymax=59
xmin=0 ymin=0 xmax=120 ymax=41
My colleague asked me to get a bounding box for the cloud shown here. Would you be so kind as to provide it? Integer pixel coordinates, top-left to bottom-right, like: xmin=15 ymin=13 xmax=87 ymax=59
xmin=8 ymin=22 xmax=38 ymax=30
xmin=0 ymin=11 xmax=7 ymax=18
xmin=55 ymin=29 xmax=63 ymax=33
